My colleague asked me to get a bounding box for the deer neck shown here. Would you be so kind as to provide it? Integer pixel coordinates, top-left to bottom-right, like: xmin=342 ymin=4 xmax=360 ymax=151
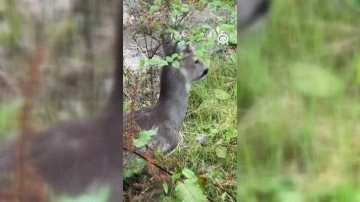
xmin=156 ymin=66 xmax=190 ymax=124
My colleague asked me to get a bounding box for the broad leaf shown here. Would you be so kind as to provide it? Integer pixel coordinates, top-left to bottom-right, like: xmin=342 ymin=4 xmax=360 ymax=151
xmin=172 ymin=61 xmax=180 ymax=68
xmin=175 ymin=179 xmax=207 ymax=202
xmin=182 ymin=168 xmax=197 ymax=179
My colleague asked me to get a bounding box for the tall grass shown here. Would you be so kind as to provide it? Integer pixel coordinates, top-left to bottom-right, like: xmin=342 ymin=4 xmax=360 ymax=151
xmin=238 ymin=0 xmax=360 ymax=201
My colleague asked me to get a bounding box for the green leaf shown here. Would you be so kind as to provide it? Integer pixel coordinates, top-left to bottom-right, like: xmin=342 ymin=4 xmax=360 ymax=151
xmin=150 ymin=5 xmax=159 ymax=14
xmin=140 ymin=58 xmax=146 ymax=68
xmin=215 ymin=146 xmax=227 ymax=158
xmin=163 ymin=182 xmax=169 ymax=194
xmin=172 ymin=61 xmax=180 ymax=68
xmin=228 ymin=32 xmax=237 ymax=45
xmin=194 ymin=49 xmax=205 ymax=59
xmin=166 ymin=56 xmax=173 ymax=62
xmin=290 ymin=63 xmax=344 ymax=97
xmin=174 ymin=33 xmax=182 ymax=41
xmin=175 ymin=179 xmax=207 ymax=202
xmin=154 ymin=0 xmax=161 ymax=5
xmin=172 ymin=53 xmax=179 ymax=59
xmin=219 ymin=24 xmax=235 ymax=33
xmin=178 ymin=40 xmax=186 ymax=50
xmin=172 ymin=172 xmax=182 ymax=181
xmin=214 ymin=89 xmax=231 ymax=100
xmin=182 ymin=168 xmax=197 ymax=179
xmin=200 ymin=24 xmax=212 ymax=30
xmin=123 ymin=101 xmax=131 ymax=113
xmin=133 ymin=128 xmax=158 ymax=148
xmin=147 ymin=58 xmax=168 ymax=67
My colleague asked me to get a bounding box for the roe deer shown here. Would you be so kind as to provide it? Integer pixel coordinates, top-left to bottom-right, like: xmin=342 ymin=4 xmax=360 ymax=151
xmin=123 ymin=34 xmax=208 ymax=167
xmin=0 ymin=2 xmax=123 ymax=202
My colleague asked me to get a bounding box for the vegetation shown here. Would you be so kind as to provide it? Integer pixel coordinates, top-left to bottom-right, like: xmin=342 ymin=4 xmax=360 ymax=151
xmin=123 ymin=0 xmax=236 ymax=201
xmin=238 ymin=0 xmax=360 ymax=201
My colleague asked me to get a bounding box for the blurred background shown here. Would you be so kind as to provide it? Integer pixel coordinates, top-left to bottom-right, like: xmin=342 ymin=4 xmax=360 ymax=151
xmin=0 ymin=0 xmax=117 ymax=139
xmin=238 ymin=0 xmax=360 ymax=201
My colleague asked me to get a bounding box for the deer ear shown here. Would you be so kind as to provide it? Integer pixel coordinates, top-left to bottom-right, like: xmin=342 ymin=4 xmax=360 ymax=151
xmin=161 ymin=33 xmax=177 ymax=56
xmin=185 ymin=43 xmax=193 ymax=52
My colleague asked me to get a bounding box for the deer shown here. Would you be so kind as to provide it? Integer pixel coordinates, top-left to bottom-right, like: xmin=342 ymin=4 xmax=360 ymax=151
xmin=0 ymin=2 xmax=123 ymax=202
xmin=123 ymin=34 xmax=208 ymax=167
xmin=122 ymin=33 xmax=208 ymax=202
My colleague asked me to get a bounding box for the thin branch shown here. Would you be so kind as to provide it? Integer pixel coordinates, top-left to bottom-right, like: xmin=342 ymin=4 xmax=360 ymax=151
xmin=123 ymin=147 xmax=173 ymax=176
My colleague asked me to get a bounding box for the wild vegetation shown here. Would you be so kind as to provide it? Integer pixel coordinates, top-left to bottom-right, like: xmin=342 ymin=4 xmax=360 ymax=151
xmin=123 ymin=0 xmax=236 ymax=201
xmin=238 ymin=0 xmax=360 ymax=201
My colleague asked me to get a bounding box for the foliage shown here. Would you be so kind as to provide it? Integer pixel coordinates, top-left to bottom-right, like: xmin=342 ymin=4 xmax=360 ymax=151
xmin=129 ymin=0 xmax=236 ymax=70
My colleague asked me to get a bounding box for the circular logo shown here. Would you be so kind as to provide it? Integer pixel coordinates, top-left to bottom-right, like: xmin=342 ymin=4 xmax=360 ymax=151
xmin=217 ymin=34 xmax=229 ymax=45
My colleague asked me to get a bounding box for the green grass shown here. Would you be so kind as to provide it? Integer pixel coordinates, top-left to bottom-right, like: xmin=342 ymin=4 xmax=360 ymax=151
xmin=171 ymin=56 xmax=237 ymax=200
xmin=238 ymin=0 xmax=360 ymax=201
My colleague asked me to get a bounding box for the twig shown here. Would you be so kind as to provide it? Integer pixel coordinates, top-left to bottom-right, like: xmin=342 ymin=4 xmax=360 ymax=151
xmin=123 ymin=147 xmax=173 ymax=176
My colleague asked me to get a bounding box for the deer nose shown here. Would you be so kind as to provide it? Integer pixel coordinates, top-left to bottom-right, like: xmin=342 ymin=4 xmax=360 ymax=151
xmin=201 ymin=69 xmax=208 ymax=78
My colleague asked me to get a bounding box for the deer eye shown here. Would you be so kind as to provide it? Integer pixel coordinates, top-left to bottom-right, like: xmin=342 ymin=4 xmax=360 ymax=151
xmin=194 ymin=59 xmax=200 ymax=64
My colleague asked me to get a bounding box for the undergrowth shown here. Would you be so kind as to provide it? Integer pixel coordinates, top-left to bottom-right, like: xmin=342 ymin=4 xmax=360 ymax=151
xmin=123 ymin=0 xmax=236 ymax=201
